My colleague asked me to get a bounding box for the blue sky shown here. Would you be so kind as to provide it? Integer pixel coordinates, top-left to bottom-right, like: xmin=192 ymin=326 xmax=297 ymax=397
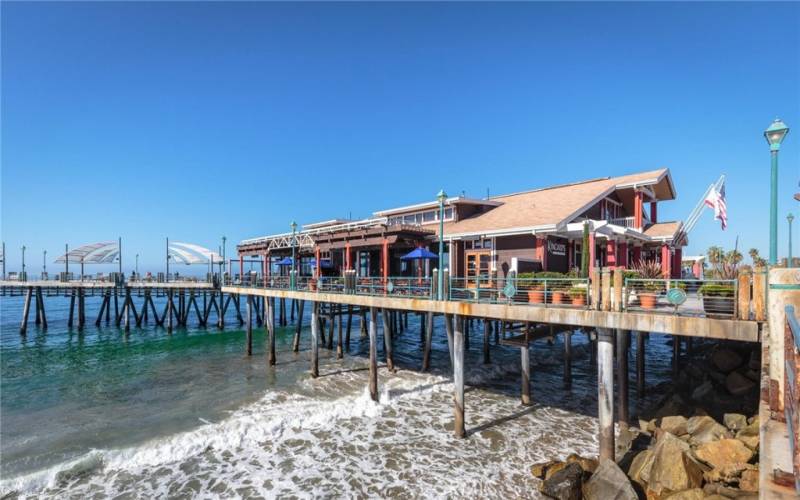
xmin=2 ymin=2 xmax=798 ymax=273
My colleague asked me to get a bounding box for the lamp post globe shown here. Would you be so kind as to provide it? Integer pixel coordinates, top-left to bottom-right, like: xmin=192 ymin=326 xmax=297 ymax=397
xmin=437 ymin=190 xmax=447 ymax=299
xmin=765 ymin=118 xmax=790 ymax=265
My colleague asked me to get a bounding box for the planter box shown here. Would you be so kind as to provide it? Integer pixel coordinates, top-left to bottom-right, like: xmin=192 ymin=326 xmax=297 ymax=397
xmin=702 ymin=296 xmax=734 ymax=316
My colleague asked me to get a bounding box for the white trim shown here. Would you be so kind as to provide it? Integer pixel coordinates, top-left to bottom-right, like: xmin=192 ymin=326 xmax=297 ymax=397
xmin=373 ymin=196 xmax=501 ymax=217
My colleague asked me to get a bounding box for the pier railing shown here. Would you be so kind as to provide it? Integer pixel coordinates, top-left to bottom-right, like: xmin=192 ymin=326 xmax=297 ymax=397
xmin=449 ymin=277 xmax=591 ymax=308
xmin=196 ymin=267 xmax=766 ymax=321
xmin=784 ymin=305 xmax=800 ymax=493
xmin=623 ymin=278 xmax=737 ymax=318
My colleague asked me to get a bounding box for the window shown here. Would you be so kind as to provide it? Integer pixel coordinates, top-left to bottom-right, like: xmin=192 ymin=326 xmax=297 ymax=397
xmin=422 ymin=211 xmax=435 ymax=222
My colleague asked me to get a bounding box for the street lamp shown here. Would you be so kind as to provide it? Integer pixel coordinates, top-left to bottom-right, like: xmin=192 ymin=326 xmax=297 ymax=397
xmin=437 ymin=189 xmax=447 ymax=299
xmin=21 ymin=245 xmax=26 ymax=281
xmin=43 ymin=250 xmax=47 ymax=275
xmin=788 ymin=213 xmax=795 ymax=267
xmin=290 ymin=221 xmax=298 ymax=289
xmin=135 ymin=253 xmax=139 ymax=277
xmin=765 ymin=118 xmax=790 ymax=265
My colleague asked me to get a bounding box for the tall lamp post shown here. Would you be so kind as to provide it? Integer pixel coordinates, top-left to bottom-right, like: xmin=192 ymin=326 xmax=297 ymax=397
xmin=21 ymin=245 xmax=26 ymax=281
xmin=290 ymin=221 xmax=298 ymax=289
xmin=166 ymin=237 xmax=170 ymax=283
xmin=43 ymin=250 xmax=47 ymax=275
xmin=788 ymin=213 xmax=795 ymax=267
xmin=135 ymin=253 xmax=139 ymax=277
xmin=437 ymin=189 xmax=447 ymax=300
xmin=765 ymin=118 xmax=790 ymax=265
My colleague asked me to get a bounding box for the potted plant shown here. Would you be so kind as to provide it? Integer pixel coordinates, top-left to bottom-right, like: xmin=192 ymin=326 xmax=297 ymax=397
xmin=629 ymin=261 xmax=665 ymax=309
xmin=536 ymin=271 xmax=566 ymax=304
xmin=308 ymin=277 xmax=317 ymax=291
xmin=568 ymin=287 xmax=587 ymax=306
xmin=699 ymin=283 xmax=735 ymax=316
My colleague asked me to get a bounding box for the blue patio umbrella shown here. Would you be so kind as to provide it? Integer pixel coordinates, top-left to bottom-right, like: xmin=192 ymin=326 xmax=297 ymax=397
xmin=276 ymin=257 xmax=294 ymax=266
xmin=400 ymin=247 xmax=439 ymax=260
xmin=311 ymin=258 xmax=333 ymax=269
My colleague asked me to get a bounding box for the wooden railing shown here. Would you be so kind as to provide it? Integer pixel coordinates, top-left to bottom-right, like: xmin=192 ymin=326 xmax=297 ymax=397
xmin=784 ymin=304 xmax=800 ymax=493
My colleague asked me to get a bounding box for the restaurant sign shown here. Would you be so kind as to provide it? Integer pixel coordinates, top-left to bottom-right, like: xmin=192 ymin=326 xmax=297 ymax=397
xmin=547 ymin=240 xmax=566 ymax=256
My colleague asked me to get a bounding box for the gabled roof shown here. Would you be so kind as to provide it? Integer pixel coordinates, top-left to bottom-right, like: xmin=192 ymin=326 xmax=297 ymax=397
xmin=643 ymin=221 xmax=682 ymax=239
xmin=442 ymin=168 xmax=673 ymax=238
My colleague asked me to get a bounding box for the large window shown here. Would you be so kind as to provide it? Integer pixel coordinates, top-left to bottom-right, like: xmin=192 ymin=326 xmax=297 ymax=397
xmin=388 ymin=207 xmax=455 ymax=226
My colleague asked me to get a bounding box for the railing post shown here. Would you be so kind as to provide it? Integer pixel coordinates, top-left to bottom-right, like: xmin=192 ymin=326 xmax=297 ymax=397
xmin=613 ymin=268 xmax=623 ymax=312
xmin=737 ymin=269 xmax=751 ymax=321
xmin=431 ymin=269 xmax=439 ymax=300
xmin=590 ymin=268 xmax=601 ymax=310
xmin=443 ymin=268 xmax=450 ymax=301
xmin=753 ymin=268 xmax=766 ymax=322
xmin=601 ymin=268 xmax=612 ymax=312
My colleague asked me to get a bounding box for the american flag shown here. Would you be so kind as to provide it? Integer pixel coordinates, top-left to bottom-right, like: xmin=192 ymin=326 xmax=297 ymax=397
xmin=704 ymin=183 xmax=727 ymax=230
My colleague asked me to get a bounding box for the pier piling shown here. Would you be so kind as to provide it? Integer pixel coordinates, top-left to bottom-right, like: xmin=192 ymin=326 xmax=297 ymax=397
xmin=382 ymin=308 xmax=394 ymax=372
xmin=310 ymin=302 xmax=319 ymax=378
xmin=564 ymin=331 xmax=572 ymax=388
xmin=636 ymin=331 xmax=645 ymax=396
xmin=521 ymin=344 xmax=531 ymax=406
xmin=292 ymin=299 xmax=303 ymax=352
xmin=453 ymin=314 xmax=465 ymax=438
xmin=597 ymin=328 xmax=615 ymax=461
xmin=483 ymin=318 xmax=490 ymax=364
xmin=20 ymin=287 xmax=32 ymax=335
xmin=369 ymin=307 xmax=378 ymax=402
xmin=246 ymin=295 xmax=253 ymax=356
xmin=267 ymin=295 xmax=275 ymax=365
xmin=616 ymin=329 xmax=629 ymax=429
xmin=422 ymin=312 xmax=434 ymax=371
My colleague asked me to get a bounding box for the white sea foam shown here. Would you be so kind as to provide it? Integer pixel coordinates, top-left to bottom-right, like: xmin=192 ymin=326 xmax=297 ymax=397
xmin=2 ymin=362 xmax=599 ymax=498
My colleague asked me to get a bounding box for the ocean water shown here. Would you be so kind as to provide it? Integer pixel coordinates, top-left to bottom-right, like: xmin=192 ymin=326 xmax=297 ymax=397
xmin=0 ymin=292 xmax=675 ymax=498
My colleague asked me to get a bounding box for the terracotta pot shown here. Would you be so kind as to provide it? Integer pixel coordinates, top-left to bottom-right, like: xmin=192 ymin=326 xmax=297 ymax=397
xmin=551 ymin=291 xmax=566 ymax=304
xmin=571 ymin=295 xmax=586 ymax=306
xmin=309 ymin=280 xmax=317 ymax=291
xmin=527 ymin=289 xmax=545 ymax=304
xmin=639 ymin=292 xmax=657 ymax=309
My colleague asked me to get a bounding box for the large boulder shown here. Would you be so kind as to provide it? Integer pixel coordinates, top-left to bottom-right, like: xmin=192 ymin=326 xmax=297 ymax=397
xmin=648 ymin=432 xmax=705 ymax=495
xmin=686 ymin=416 xmax=731 ymax=445
xmin=723 ymin=413 xmax=748 ymax=432
xmin=690 ymin=380 xmax=714 ymax=402
xmin=739 ymin=468 xmax=759 ymax=492
xmin=565 ymin=453 xmax=598 ymax=474
xmin=703 ymin=462 xmax=756 ymax=483
xmin=582 ymin=458 xmax=637 ymax=500
xmin=711 ymin=348 xmax=743 ymax=373
xmin=627 ymin=449 xmax=654 ymax=487
xmin=735 ymin=420 xmax=760 ymax=451
xmin=725 ymin=371 xmax=756 ymax=396
xmin=663 ymin=489 xmax=704 ymax=500
xmin=660 ymin=415 xmax=688 ymax=436
xmin=538 ymin=462 xmax=583 ymax=500
xmin=695 ymin=439 xmax=754 ymax=470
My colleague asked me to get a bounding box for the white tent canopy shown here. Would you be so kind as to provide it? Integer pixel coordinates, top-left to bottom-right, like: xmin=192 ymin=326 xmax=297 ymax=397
xmin=55 ymin=241 xmax=119 ymax=264
xmin=169 ymin=242 xmax=222 ymax=265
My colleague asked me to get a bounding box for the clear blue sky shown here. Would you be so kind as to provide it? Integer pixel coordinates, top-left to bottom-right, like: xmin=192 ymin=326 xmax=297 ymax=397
xmin=2 ymin=2 xmax=798 ymax=273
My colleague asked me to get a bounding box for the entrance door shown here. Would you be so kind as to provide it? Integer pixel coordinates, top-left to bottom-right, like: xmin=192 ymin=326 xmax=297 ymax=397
xmin=465 ymin=250 xmax=492 ymax=286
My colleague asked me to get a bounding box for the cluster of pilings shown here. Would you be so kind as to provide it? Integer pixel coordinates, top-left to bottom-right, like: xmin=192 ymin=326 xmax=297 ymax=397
xmin=238 ymin=295 xmax=673 ymax=462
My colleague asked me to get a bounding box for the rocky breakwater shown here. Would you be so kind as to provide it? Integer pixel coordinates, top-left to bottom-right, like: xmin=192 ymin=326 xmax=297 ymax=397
xmin=532 ymin=342 xmax=761 ymax=499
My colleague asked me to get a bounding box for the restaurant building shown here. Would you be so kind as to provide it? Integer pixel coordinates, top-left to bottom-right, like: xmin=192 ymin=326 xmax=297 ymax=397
xmin=237 ymin=168 xmax=684 ymax=281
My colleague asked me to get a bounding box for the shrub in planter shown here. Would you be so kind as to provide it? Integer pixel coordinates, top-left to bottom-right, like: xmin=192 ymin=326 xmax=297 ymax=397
xmin=527 ymin=284 xmax=545 ymax=304
xmin=568 ymin=287 xmax=587 ymax=306
xmin=699 ymin=283 xmax=735 ymax=315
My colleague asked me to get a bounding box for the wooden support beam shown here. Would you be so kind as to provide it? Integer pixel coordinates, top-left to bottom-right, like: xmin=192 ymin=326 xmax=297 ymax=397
xmin=310 ymin=301 xmax=319 ymax=378
xmin=336 ymin=304 xmax=343 ymax=359
xmin=444 ymin=313 xmax=454 ymax=366
xmin=246 ymin=295 xmax=253 ymax=356
xmin=218 ymin=291 xmax=225 ymax=328
xmin=327 ymin=308 xmax=335 ymax=350
xmin=453 ymin=314 xmax=465 ymax=438
xmin=368 ymin=306 xmax=379 ymax=401
xmin=20 ymin=287 xmax=32 ymax=335
xmin=112 ymin=289 xmax=118 ymax=326
xmin=422 ymin=312 xmax=434 ymax=371
xmin=360 ymin=309 xmax=367 ymax=338
xmin=521 ymin=344 xmax=531 ymax=406
xmin=34 ymin=287 xmax=41 ymax=326
xmin=124 ymin=287 xmax=131 ymax=332
xmin=37 ymin=287 xmax=48 ymax=329
xmin=483 ymin=318 xmax=490 ymax=364
xmin=96 ymin=292 xmax=108 ymax=327
xmin=167 ymin=290 xmax=174 ymax=333
xmin=382 ymin=308 xmax=394 ymax=372
xmin=267 ymin=296 xmax=275 ymax=366
xmin=293 ymin=299 xmax=304 ymax=352
xmin=672 ymin=334 xmax=680 ymax=380
xmin=637 ymin=331 xmax=646 ymax=397
xmin=345 ymin=304 xmax=352 ymax=351
xmin=597 ymin=328 xmax=615 ymax=461
xmin=68 ymin=289 xmax=76 ymax=328
xmin=564 ymin=331 xmax=572 ymax=388
xmin=78 ymin=288 xmax=86 ymax=330
xmin=617 ymin=329 xmax=629 ymax=429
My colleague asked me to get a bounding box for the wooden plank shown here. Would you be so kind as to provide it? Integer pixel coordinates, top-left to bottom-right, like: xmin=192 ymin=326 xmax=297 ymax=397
xmin=738 ymin=270 xmax=751 ymax=321
xmin=753 ymin=269 xmax=766 ymax=322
